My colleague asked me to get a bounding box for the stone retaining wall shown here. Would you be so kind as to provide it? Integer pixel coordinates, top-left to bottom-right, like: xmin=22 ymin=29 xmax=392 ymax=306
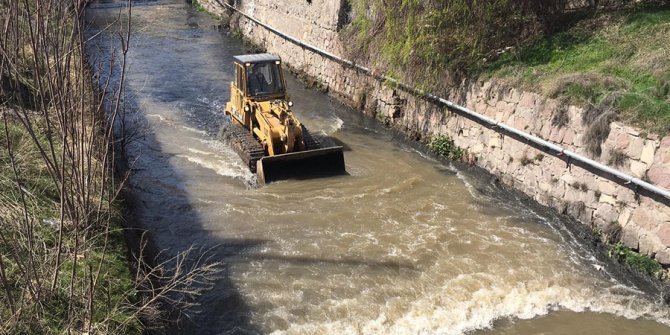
xmin=201 ymin=0 xmax=670 ymax=265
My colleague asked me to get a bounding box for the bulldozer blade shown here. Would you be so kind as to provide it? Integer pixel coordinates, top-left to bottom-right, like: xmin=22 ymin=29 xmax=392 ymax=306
xmin=256 ymin=146 xmax=346 ymax=185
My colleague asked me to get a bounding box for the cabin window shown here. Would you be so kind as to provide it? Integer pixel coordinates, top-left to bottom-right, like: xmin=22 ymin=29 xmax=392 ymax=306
xmin=246 ymin=62 xmax=284 ymax=97
xmin=236 ymin=64 xmax=244 ymax=91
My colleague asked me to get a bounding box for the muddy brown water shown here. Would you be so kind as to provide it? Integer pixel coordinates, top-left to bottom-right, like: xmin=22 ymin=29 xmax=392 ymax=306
xmin=85 ymin=1 xmax=670 ymax=334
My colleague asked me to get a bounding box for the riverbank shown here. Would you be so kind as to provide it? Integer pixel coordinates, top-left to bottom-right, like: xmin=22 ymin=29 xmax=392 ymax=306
xmin=0 ymin=1 xmax=141 ymax=332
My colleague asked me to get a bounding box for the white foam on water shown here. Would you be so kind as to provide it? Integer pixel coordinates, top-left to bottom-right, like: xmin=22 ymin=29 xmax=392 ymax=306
xmin=187 ymin=147 xmax=214 ymax=156
xmin=177 ymin=154 xmax=246 ymax=179
xmin=269 ymin=279 xmax=670 ymax=335
xmin=147 ymin=113 xmax=168 ymax=122
xmin=180 ymin=125 xmax=208 ymax=135
xmin=329 ymin=116 xmax=344 ymax=134
xmin=173 ymin=138 xmax=256 ymax=183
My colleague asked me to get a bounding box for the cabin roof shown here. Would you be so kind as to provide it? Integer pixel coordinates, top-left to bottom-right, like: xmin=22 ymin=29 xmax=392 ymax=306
xmin=233 ymin=53 xmax=281 ymax=64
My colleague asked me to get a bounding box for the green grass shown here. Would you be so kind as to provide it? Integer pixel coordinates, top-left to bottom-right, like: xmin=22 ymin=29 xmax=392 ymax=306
xmin=428 ymin=134 xmax=464 ymax=160
xmin=609 ymin=242 xmax=663 ymax=275
xmin=489 ymin=7 xmax=670 ymax=134
xmin=191 ymin=0 xmax=207 ymax=13
xmin=0 ymin=117 xmax=141 ymax=334
xmin=0 ymin=120 xmax=60 ymax=217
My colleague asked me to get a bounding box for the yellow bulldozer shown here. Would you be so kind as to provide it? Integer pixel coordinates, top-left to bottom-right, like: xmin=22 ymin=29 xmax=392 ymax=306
xmin=220 ymin=53 xmax=345 ymax=184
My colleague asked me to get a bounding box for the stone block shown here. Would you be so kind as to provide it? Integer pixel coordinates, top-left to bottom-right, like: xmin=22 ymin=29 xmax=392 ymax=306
xmin=631 ymin=207 xmax=658 ymax=231
xmin=647 ymin=166 xmax=670 ymax=189
xmin=622 ymin=124 xmax=641 ymax=137
xmin=509 ymin=88 xmax=523 ymax=103
xmin=626 ymin=136 xmax=645 ymax=158
xmin=501 ymin=102 xmax=517 ymax=118
xmin=485 ymin=96 xmax=499 ymax=108
xmin=657 ymin=223 xmax=670 ymax=246
xmin=585 ymin=190 xmax=599 ymax=204
xmin=599 ymin=194 xmax=617 ymax=205
xmin=653 ymin=141 xmax=670 ymax=165
xmin=519 ymin=92 xmax=536 ymax=109
xmin=568 ymin=106 xmax=584 ymax=129
xmin=514 ymin=114 xmax=530 ymax=131
xmin=563 ymin=128 xmax=576 ymax=146
xmin=620 ymin=224 xmax=639 ymax=249
xmin=475 ymin=101 xmax=489 ymax=115
xmin=560 ymin=174 xmax=576 ymax=186
xmin=616 ymin=187 xmax=637 ymax=204
xmin=549 ymin=127 xmax=566 ymax=143
xmin=594 ymin=203 xmax=618 ymax=223
xmin=489 ymin=136 xmax=502 ymax=148
xmin=506 ymin=115 xmax=516 ymax=127
xmin=639 ymin=234 xmax=657 ymax=256
xmin=495 ymin=110 xmax=505 ymax=122
xmin=580 ymin=207 xmax=595 ymax=223
xmin=655 ymin=248 xmax=670 ymax=265
xmin=598 ymin=180 xmax=617 ymax=196
xmin=582 ymin=174 xmax=599 ymax=190
xmin=471 ymin=143 xmax=485 ymax=155
xmin=618 ymin=207 xmax=632 ymax=226
xmin=541 ymin=99 xmax=558 ymax=119
xmin=540 ymin=123 xmax=552 ymax=139
xmin=539 ymin=180 xmax=553 ymax=193
xmin=629 ymin=160 xmax=648 ymax=178
xmin=614 ymin=132 xmax=631 ymax=150
xmin=564 ymin=187 xmax=583 ymax=203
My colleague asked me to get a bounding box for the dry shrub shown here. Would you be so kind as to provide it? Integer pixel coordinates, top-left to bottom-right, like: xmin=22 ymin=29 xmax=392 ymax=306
xmin=342 ymin=0 xmax=571 ymax=89
xmin=546 ymin=72 xmax=629 ymax=100
xmin=1 ymin=1 xmax=222 ymax=333
xmin=538 ymin=73 xmax=625 ymax=156
xmin=608 ymin=148 xmax=628 ymax=167
xmin=552 ymin=103 xmax=571 ymax=127
xmin=583 ymin=106 xmax=617 ymax=156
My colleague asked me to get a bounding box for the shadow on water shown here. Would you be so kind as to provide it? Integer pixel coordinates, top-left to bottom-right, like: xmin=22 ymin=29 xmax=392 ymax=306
xmin=243 ymin=254 xmax=417 ymax=271
xmin=83 ymin=0 xmax=259 ymax=333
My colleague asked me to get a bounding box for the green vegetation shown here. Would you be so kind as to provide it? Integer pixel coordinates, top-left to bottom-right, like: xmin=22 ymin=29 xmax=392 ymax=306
xmin=428 ymin=134 xmax=464 ymax=160
xmin=232 ymin=27 xmax=244 ymax=39
xmin=343 ymin=1 xmax=670 ymax=135
xmin=609 ymin=243 xmax=663 ymax=275
xmin=191 ymin=0 xmax=208 ymax=13
xmin=343 ymin=0 xmax=564 ymax=90
xmin=229 ymin=27 xmax=266 ymax=53
xmin=490 ymin=7 xmax=670 ymax=135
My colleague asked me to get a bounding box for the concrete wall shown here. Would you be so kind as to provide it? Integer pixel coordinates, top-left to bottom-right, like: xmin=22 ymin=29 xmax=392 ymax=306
xmin=201 ymin=0 xmax=670 ymax=265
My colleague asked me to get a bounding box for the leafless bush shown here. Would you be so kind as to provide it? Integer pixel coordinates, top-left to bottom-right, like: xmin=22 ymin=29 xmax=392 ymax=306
xmin=582 ymin=92 xmax=621 ymax=156
xmin=551 ymin=103 xmax=570 ymax=128
xmin=583 ymin=107 xmax=617 ymax=156
xmin=0 ymin=0 xmax=220 ymax=332
xmin=608 ymin=148 xmax=627 ymax=167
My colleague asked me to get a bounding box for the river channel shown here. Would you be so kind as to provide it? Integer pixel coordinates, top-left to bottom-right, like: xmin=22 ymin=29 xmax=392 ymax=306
xmin=85 ymin=1 xmax=670 ymax=334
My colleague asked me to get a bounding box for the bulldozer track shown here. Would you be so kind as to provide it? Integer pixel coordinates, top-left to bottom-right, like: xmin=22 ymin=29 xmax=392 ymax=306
xmin=219 ymin=120 xmax=326 ymax=175
xmin=219 ymin=122 xmax=265 ymax=173
xmin=301 ymin=125 xmax=321 ymax=150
